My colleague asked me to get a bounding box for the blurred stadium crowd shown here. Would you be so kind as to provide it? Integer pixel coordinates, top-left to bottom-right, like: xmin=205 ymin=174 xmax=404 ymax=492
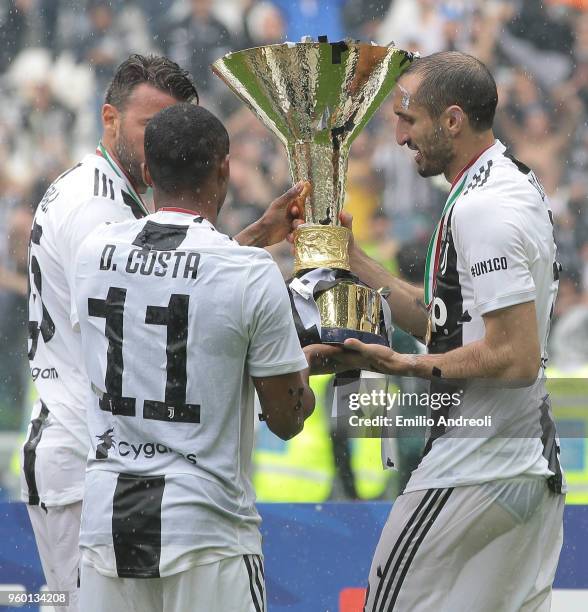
xmin=2 ymin=0 xmax=588 ymax=496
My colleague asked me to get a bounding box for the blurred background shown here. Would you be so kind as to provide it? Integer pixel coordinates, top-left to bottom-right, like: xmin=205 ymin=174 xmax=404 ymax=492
xmin=1 ymin=0 xmax=588 ymax=503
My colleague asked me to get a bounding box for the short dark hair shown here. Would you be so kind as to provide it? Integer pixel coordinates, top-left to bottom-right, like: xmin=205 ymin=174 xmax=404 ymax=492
xmin=403 ymin=51 xmax=498 ymax=131
xmin=145 ymin=104 xmax=229 ymax=194
xmin=105 ymin=54 xmax=199 ymax=110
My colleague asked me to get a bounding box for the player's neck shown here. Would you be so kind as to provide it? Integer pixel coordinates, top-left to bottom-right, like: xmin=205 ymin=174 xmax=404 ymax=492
xmin=153 ymin=191 xmax=219 ymax=224
xmin=99 ymin=138 xmax=147 ymax=195
xmin=445 ymin=131 xmax=496 ymax=186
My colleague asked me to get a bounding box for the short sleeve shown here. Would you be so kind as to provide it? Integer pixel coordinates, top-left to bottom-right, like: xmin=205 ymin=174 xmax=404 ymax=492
xmin=243 ymin=253 xmax=308 ymax=377
xmin=453 ymin=197 xmax=536 ymax=316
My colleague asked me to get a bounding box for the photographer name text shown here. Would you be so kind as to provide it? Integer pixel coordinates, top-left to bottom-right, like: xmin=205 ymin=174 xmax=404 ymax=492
xmin=348 ymin=414 xmax=493 ymax=428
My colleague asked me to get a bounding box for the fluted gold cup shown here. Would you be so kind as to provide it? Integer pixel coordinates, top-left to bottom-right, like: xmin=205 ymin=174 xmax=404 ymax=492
xmin=213 ymin=37 xmax=414 ymax=345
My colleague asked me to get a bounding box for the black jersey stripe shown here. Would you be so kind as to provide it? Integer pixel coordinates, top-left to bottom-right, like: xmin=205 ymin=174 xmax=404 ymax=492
xmin=93 ymin=169 xmax=116 ymax=200
xmin=55 ymin=162 xmax=82 ymax=184
xmin=428 ymin=207 xmax=464 ymax=356
xmin=424 ymin=205 xmax=464 ymax=457
xmin=375 ymin=489 xmax=448 ymax=612
xmin=422 ymin=379 xmax=463 ymax=458
xmin=370 ymin=489 xmax=436 ymax=611
xmin=98 ymin=393 xmax=136 ymax=417
xmin=112 ymin=473 xmax=165 ymax=578
xmin=31 ymin=220 xmax=43 ymax=245
xmin=244 ymin=555 xmax=263 ymax=612
xmin=504 ymin=151 xmax=531 ymax=175
xmin=23 ymin=401 xmax=50 ymax=505
xmin=143 ymin=400 xmax=200 ymax=423
xmin=538 ymin=395 xmax=564 ymax=494
xmin=122 ymin=190 xmax=146 ymax=219
xmin=386 ymin=489 xmax=453 ymax=611
xmin=132 ymin=221 xmax=190 ymax=251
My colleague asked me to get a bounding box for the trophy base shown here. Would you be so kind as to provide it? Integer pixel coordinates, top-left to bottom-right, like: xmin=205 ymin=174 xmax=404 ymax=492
xmin=289 ymin=270 xmax=389 ymax=347
xmin=316 ymin=279 xmax=384 ymax=339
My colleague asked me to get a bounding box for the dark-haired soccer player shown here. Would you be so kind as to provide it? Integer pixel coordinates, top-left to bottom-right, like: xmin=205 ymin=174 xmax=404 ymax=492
xmin=307 ymin=51 xmax=565 ymax=611
xmin=23 ymin=55 xmax=305 ymax=611
xmin=73 ymin=103 xmax=314 ymax=611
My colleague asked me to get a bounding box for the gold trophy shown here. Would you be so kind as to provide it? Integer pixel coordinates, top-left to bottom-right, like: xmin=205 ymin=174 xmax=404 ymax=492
xmin=213 ymin=37 xmax=414 ymax=345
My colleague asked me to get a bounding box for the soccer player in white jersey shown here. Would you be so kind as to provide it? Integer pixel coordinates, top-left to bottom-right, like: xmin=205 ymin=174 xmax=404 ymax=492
xmin=72 ymin=103 xmax=314 ymax=612
xmin=306 ymin=52 xmax=565 ymax=611
xmin=23 ymin=55 xmax=307 ymax=611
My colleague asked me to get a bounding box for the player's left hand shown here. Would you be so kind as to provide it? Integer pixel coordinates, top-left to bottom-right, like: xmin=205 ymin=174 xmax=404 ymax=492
xmin=304 ymin=340 xmax=410 ymax=376
xmin=260 ymin=180 xmax=311 ymax=246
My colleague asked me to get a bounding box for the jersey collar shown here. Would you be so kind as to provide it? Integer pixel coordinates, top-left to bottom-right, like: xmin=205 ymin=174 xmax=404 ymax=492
xmin=159 ymin=206 xmax=202 ymax=216
xmin=155 ymin=208 xmax=215 ymax=229
xmin=96 ymin=142 xmax=149 ymax=216
xmin=449 ymin=139 xmax=501 ymax=192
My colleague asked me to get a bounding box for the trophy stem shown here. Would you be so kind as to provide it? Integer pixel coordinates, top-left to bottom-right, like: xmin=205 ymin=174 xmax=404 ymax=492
xmin=287 ymin=142 xmax=349 ymax=226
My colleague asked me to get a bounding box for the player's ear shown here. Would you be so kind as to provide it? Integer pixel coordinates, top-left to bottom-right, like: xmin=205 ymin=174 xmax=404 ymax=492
xmin=102 ymin=103 xmax=119 ymax=139
xmin=141 ymin=162 xmax=153 ymax=189
xmin=219 ymin=154 xmax=230 ymax=185
xmin=444 ymin=105 xmax=465 ymax=137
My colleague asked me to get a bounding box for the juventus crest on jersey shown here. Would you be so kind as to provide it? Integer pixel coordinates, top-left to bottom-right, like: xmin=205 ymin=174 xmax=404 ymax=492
xmin=405 ymin=140 xmax=565 ymax=495
xmin=73 ymin=209 xmax=307 ymax=578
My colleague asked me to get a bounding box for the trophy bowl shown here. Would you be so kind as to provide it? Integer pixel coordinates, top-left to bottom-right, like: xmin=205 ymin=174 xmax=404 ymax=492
xmin=212 ymin=37 xmax=414 ymax=346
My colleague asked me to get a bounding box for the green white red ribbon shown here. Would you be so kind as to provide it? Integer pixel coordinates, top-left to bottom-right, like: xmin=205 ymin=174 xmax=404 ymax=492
xmin=424 ymin=175 xmax=467 ymax=308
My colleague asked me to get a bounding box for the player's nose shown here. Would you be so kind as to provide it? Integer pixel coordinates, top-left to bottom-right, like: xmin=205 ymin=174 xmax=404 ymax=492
xmin=396 ymin=123 xmax=409 ymax=146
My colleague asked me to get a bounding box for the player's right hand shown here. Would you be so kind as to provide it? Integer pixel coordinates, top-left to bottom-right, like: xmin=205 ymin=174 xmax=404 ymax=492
xmin=339 ymin=210 xmax=358 ymax=256
xmin=286 ymin=181 xmax=311 ymax=244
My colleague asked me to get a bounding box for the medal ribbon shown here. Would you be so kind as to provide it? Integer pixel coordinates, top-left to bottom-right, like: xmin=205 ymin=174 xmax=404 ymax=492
xmin=423 ymin=175 xmax=467 ymax=307
xmin=96 ymin=142 xmax=149 ymax=216
xmin=423 ymin=141 xmax=497 ymax=308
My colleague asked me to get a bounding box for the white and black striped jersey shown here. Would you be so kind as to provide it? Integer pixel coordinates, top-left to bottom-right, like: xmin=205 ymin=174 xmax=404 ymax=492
xmin=25 ymin=151 xmax=147 ymax=505
xmin=406 ymin=140 xmax=565 ymax=494
xmin=73 ymin=209 xmax=308 ymax=578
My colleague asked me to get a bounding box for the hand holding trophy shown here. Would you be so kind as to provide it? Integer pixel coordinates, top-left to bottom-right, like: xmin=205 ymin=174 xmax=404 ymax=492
xmin=213 ymin=37 xmax=414 ymax=347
